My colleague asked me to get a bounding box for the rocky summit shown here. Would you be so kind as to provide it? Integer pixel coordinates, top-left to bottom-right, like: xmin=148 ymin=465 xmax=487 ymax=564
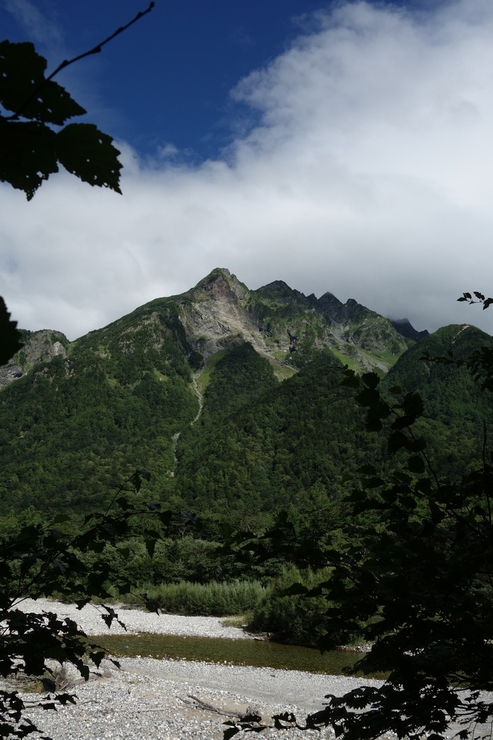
xmin=176 ymin=268 xmax=411 ymax=375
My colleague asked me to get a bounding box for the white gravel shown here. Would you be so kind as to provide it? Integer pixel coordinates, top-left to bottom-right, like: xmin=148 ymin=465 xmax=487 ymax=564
xmin=11 ymin=599 xmax=385 ymax=740
xmin=13 ymin=601 xmax=489 ymax=740
xmin=15 ymin=598 xmax=253 ymax=639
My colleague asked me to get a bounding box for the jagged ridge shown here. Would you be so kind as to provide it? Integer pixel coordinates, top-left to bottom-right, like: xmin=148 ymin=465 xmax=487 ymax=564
xmin=2 ymin=268 xmax=411 ymax=390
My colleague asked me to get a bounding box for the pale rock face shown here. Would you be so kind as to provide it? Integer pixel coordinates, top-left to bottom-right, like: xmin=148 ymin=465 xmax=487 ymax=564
xmin=178 ymin=269 xmax=276 ymax=362
xmin=0 ymin=329 xmax=67 ymax=387
xmin=0 ymin=363 xmax=24 ymax=387
xmin=175 ymin=268 xmax=409 ymax=374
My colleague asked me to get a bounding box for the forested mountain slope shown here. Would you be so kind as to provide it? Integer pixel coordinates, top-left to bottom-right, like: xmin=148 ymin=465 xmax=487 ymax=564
xmin=384 ymin=323 xmax=493 ymax=425
xmin=174 ymin=349 xmax=380 ymax=523
xmin=0 ymin=268 xmax=489 ymax=521
xmin=172 ymin=325 xmax=493 ymax=521
xmin=382 ymin=323 xmax=493 ymax=478
xmin=0 ymin=307 xmax=199 ymax=513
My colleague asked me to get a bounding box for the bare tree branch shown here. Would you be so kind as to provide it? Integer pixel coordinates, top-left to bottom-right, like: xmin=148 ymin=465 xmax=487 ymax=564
xmin=7 ymin=2 xmax=155 ymax=122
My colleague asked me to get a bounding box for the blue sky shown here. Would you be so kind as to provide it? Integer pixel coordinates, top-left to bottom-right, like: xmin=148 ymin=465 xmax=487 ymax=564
xmin=2 ymin=0 xmax=493 ymax=339
xmin=1 ymin=1 xmax=344 ymax=159
xmin=1 ymin=0 xmax=435 ymax=159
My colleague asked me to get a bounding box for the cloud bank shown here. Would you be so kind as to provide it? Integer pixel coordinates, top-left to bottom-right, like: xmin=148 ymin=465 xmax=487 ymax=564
xmin=2 ymin=0 xmax=493 ymax=339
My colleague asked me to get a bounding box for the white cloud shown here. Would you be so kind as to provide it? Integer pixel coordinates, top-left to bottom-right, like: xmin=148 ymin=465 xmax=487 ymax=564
xmin=2 ymin=0 xmax=493 ymax=339
xmin=157 ymin=143 xmax=179 ymax=159
xmin=2 ymin=0 xmax=62 ymax=45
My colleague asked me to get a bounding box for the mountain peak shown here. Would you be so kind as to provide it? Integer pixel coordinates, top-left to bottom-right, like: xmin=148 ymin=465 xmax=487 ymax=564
xmin=188 ymin=268 xmax=249 ymax=303
xmin=176 ymin=272 xmax=407 ymax=373
xmin=391 ymin=318 xmax=429 ymax=342
xmin=318 ymin=291 xmax=342 ymax=307
xmin=256 ymin=280 xmax=293 ymax=295
xmin=254 ymin=280 xmax=316 ymax=306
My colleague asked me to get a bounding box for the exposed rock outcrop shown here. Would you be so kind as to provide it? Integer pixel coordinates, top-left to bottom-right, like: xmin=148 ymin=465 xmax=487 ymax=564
xmin=0 ymin=329 xmax=68 ymax=387
xmin=176 ymin=268 xmax=409 ymax=374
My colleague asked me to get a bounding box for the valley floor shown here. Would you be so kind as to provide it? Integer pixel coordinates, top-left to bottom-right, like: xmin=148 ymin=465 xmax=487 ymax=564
xmin=10 ymin=600 xmax=492 ymax=740
xmin=14 ymin=599 xmax=385 ymax=740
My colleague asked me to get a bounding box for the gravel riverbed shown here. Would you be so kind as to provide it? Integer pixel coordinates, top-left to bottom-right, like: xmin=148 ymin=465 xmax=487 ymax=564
xmin=13 ymin=599 xmax=386 ymax=740
xmin=16 ymin=598 xmax=255 ymax=639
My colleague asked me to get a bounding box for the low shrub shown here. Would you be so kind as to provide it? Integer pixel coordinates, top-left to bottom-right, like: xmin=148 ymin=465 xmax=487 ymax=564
xmin=250 ymin=566 xmax=335 ymax=647
xmin=119 ymin=579 xmax=265 ymax=616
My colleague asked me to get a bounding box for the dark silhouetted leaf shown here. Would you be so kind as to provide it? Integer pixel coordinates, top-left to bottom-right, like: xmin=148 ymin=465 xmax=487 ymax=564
xmin=361 ymin=372 xmax=380 ymax=390
xmin=0 ymin=41 xmax=86 ymax=124
xmin=356 ymin=388 xmax=380 ymax=407
xmin=0 ymin=297 xmax=23 ymax=365
xmin=57 ymin=123 xmax=122 ymax=192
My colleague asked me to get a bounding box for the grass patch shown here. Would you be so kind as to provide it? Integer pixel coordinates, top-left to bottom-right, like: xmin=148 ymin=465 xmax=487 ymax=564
xmin=270 ymin=361 xmax=297 ymax=381
xmin=220 ymin=613 xmax=253 ymax=629
xmin=119 ymin=580 xmax=265 ymax=617
xmin=195 ymin=351 xmax=227 ymax=393
xmin=329 ymin=346 xmax=358 ymax=371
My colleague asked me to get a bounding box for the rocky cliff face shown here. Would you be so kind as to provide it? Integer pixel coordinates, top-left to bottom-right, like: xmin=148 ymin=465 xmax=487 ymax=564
xmin=176 ymin=269 xmax=262 ymax=360
xmin=0 ymin=329 xmax=68 ymax=387
xmin=176 ymin=268 xmax=409 ymax=375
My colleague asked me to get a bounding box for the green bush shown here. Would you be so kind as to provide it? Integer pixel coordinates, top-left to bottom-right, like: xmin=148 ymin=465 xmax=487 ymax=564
xmin=251 ymin=566 xmax=336 ymax=647
xmin=120 ymin=579 xmax=265 ymax=616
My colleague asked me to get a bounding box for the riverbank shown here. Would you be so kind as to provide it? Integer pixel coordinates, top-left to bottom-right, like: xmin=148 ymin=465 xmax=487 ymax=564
xmin=13 ymin=599 xmax=385 ymax=740
xmin=22 ymin=656 xmax=385 ymax=740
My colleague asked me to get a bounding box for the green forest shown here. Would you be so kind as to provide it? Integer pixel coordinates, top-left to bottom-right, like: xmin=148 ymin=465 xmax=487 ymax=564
xmin=1 ymin=298 xmax=492 ymax=598
xmin=2 ymin=283 xmax=493 ymax=740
